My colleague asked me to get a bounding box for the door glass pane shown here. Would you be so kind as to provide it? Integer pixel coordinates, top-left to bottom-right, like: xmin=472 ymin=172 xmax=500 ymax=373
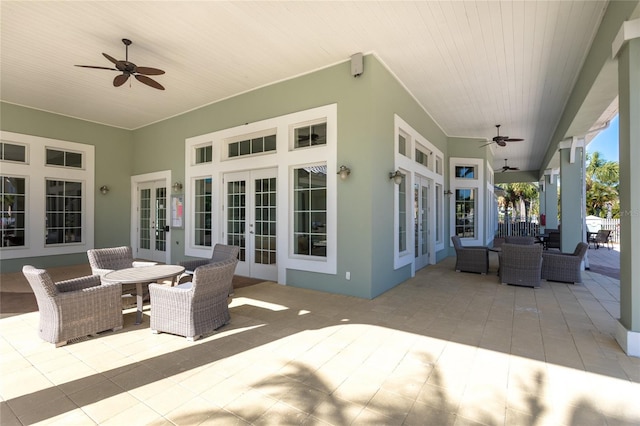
xmin=398 ymin=175 xmax=406 ymax=252
xmin=421 ymin=186 xmax=428 ymax=255
xmin=1 ymin=176 xmax=26 ymax=247
xmin=139 ymin=188 xmax=151 ymax=250
xmin=255 ymin=177 xmax=276 ymax=265
xmin=155 ymin=187 xmax=167 ymax=252
xmin=414 ymin=183 xmax=419 ymax=258
xmin=227 ymin=180 xmax=246 ymax=261
xmin=194 ymin=178 xmax=212 ymax=246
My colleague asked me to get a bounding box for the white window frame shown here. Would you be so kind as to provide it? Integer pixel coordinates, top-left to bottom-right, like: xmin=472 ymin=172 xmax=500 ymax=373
xmin=185 ymin=104 xmax=337 ymax=282
xmin=0 ymin=131 xmax=95 ymax=260
xmin=393 ymin=115 xmax=444 ymax=272
xmin=449 ymin=157 xmax=484 ymax=246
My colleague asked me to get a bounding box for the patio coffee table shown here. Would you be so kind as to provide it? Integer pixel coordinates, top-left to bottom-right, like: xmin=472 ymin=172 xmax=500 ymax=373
xmin=103 ymin=264 xmax=185 ymax=324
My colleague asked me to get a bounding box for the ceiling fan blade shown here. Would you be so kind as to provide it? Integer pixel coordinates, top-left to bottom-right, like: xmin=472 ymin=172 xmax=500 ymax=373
xmin=103 ymin=53 xmax=126 ymax=70
xmin=113 ymin=73 xmax=129 ymax=87
xmin=75 ymin=65 xmax=119 ymax=71
xmin=135 ymin=74 xmax=165 ymax=90
xmin=136 ymin=66 xmax=165 ymax=76
xmin=504 ymin=138 xmax=524 ymax=142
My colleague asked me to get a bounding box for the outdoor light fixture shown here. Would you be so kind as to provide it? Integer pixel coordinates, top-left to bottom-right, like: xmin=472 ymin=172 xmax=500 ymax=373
xmin=172 ymin=182 xmax=183 ymax=193
xmin=389 ymin=170 xmax=404 ymax=185
xmin=337 ymin=165 xmax=351 ymax=180
xmin=99 ymin=185 xmax=110 ymax=195
xmin=444 ymin=189 xmax=453 ymax=196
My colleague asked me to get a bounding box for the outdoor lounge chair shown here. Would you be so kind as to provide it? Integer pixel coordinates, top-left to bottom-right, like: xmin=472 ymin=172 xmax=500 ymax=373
xmin=546 ymin=229 xmax=561 ymax=250
xmin=149 ymin=257 xmax=238 ymax=341
xmin=499 ymin=243 xmax=543 ymax=288
xmin=179 ymin=243 xmax=240 ymax=295
xmin=542 ymin=242 xmax=588 ymax=284
xmin=504 ymin=236 xmax=535 ymax=245
xmin=22 ymin=265 xmax=123 ymax=347
xmin=451 ymin=236 xmax=489 ymax=274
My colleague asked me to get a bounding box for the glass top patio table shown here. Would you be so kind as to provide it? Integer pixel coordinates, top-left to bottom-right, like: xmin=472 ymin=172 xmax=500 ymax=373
xmin=103 ymin=265 xmax=185 ymax=324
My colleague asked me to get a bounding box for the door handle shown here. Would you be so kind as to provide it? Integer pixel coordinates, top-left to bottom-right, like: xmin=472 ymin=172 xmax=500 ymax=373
xmin=164 ymin=225 xmax=170 ymax=232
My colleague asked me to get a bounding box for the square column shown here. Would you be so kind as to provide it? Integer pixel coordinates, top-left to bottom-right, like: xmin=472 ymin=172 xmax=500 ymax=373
xmin=559 ymin=146 xmax=584 ymax=253
xmin=615 ymin=29 xmax=640 ymax=357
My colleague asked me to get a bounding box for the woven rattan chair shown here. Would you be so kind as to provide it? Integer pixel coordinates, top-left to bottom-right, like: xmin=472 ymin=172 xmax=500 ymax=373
xmin=87 ymin=246 xmax=156 ymax=299
xmin=179 ymin=244 xmax=240 ymax=294
xmin=149 ymin=257 xmax=238 ymax=341
xmin=22 ymin=265 xmax=123 ymax=347
xmin=499 ymin=243 xmax=543 ymax=288
xmin=542 ymin=242 xmax=588 ymax=284
xmin=546 ymin=229 xmax=561 ymax=250
xmin=451 ymin=236 xmax=489 ymax=274
xmin=504 ymin=236 xmax=535 ymax=245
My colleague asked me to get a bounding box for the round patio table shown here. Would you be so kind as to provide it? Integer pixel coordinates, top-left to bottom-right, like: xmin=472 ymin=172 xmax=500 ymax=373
xmin=103 ymin=265 xmax=185 ymax=324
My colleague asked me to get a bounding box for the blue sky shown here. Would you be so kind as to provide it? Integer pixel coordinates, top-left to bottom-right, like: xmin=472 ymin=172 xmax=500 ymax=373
xmin=586 ymin=114 xmax=619 ymax=162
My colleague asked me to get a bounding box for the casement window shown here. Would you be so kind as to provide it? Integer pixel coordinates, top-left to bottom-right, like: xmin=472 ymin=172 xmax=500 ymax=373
xmin=45 ymin=180 xmax=83 ymax=245
xmin=1 ymin=176 xmax=26 ymax=247
xmin=293 ymin=165 xmax=327 ymax=257
xmin=194 ymin=178 xmax=212 ymax=247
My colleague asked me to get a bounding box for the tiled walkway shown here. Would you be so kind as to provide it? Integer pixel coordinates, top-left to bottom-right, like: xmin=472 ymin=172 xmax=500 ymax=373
xmin=1 ymin=255 xmax=638 ymax=425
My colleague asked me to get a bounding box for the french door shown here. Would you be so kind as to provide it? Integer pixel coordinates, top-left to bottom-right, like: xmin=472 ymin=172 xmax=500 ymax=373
xmin=414 ymin=175 xmax=431 ymax=270
xmin=136 ymin=180 xmax=168 ymax=262
xmin=224 ymin=169 xmax=277 ymax=281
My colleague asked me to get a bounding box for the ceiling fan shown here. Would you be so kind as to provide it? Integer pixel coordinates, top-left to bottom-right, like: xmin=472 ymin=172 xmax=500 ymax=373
xmin=75 ymin=39 xmax=165 ymax=90
xmin=497 ymin=158 xmax=519 ymax=172
xmin=480 ymin=124 xmax=524 ymax=147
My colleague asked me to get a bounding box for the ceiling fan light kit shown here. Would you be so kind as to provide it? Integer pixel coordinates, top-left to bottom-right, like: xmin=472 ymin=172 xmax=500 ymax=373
xmin=75 ymin=38 xmax=165 ymax=90
xmin=497 ymin=158 xmax=519 ymax=172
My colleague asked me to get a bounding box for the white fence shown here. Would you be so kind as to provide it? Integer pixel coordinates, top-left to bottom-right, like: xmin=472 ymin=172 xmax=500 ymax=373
xmin=497 ymin=218 xmax=620 ymax=243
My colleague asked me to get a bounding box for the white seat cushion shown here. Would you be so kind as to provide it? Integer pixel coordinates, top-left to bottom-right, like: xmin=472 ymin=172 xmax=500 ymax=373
xmin=174 ymin=282 xmax=193 ymax=290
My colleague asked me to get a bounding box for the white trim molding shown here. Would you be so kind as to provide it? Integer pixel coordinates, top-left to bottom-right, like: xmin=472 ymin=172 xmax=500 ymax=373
xmin=613 ymin=18 xmax=640 ymax=58
xmin=616 ymin=321 xmax=640 ymax=358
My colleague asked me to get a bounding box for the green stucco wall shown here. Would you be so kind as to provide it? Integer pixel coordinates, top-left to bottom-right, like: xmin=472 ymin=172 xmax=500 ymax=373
xmin=0 ymin=102 xmax=133 ymax=271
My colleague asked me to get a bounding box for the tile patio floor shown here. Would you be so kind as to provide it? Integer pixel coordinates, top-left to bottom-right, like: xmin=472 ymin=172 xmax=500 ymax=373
xmin=1 ymin=252 xmax=638 ymax=425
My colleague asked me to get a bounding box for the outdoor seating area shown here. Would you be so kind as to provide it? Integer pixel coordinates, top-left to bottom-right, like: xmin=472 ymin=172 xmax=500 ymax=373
xmin=1 ymin=253 xmax=638 ymax=425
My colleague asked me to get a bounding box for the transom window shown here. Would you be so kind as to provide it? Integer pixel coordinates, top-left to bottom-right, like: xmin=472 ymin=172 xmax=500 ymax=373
xmin=45 ymin=179 xmax=82 ymax=245
xmin=415 ymin=148 xmax=430 ymax=168
xmin=455 ymin=166 xmax=475 ymax=179
xmin=228 ymin=134 xmax=276 ymax=158
xmin=293 ymin=166 xmax=327 ymax=257
xmin=195 ymin=145 xmax=212 ymax=164
xmin=294 ymin=122 xmax=326 ymax=148
xmin=1 ymin=142 xmax=26 ymax=163
xmin=46 ymin=148 xmax=82 ymax=168
xmin=1 ymin=176 xmax=26 ymax=247
xmin=398 ymin=133 xmax=408 ymax=157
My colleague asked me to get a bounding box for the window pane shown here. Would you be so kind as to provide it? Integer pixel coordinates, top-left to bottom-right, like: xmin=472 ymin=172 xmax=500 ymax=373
xmin=264 ymin=135 xmax=276 ymax=152
xmin=196 ymin=146 xmax=212 ymax=164
xmin=65 ymin=152 xmax=82 ymax=168
xmin=229 ymin=142 xmax=239 ymax=157
xmin=295 ymin=127 xmax=310 ymax=148
xmin=1 ymin=143 xmax=26 ymax=162
xmin=310 ymin=123 xmax=327 ymax=146
xmin=455 ymin=166 xmax=475 ymax=179
xmin=398 ymin=134 xmax=407 ymax=156
xmin=455 ymin=188 xmax=476 ymax=238
xmin=46 ymin=149 xmax=65 ymax=166
xmin=239 ymin=140 xmax=251 ymax=156
xmin=251 ymin=138 xmax=263 ymax=154
xmin=398 ymin=175 xmax=407 ymax=251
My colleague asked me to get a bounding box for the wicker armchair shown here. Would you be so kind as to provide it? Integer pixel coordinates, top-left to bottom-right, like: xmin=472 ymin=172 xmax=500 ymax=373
xmin=179 ymin=244 xmax=240 ymax=295
xmin=87 ymin=246 xmax=156 ymax=297
xmin=504 ymin=236 xmax=535 ymax=245
xmin=542 ymin=242 xmax=588 ymax=284
xmin=546 ymin=229 xmax=561 ymax=250
xmin=451 ymin=236 xmax=489 ymax=274
xmin=149 ymin=257 xmax=238 ymax=341
xmin=22 ymin=265 xmax=123 ymax=347
xmin=499 ymin=243 xmax=543 ymax=288
xmin=589 ymin=230 xmax=612 ymax=250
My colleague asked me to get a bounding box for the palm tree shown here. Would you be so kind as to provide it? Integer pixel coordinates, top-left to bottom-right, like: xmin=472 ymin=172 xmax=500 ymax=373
xmin=585 ymin=151 xmax=619 ymax=217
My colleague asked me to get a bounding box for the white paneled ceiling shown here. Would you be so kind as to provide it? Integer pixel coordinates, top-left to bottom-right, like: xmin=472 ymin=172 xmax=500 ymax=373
xmin=1 ymin=1 xmax=613 ymax=173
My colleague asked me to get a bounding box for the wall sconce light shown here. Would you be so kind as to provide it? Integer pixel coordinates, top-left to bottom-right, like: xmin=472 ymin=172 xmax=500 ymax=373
xmin=337 ymin=165 xmax=351 ymax=180
xmin=444 ymin=189 xmax=453 ymax=196
xmin=99 ymin=185 xmax=110 ymax=195
xmin=389 ymin=170 xmax=404 ymax=185
xmin=172 ymin=182 xmax=183 ymax=193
